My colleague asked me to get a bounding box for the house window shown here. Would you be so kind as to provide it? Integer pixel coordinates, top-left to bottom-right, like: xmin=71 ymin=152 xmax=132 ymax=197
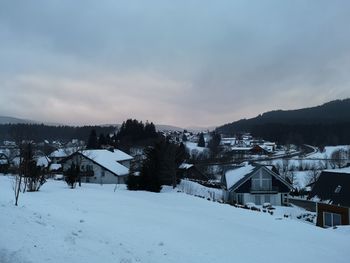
xmin=101 ymin=170 xmax=105 ymax=177
xmin=251 ymin=172 xmax=272 ymax=191
xmin=324 ymin=212 xmax=342 ymax=227
xmin=334 ymin=185 xmax=342 ymax=193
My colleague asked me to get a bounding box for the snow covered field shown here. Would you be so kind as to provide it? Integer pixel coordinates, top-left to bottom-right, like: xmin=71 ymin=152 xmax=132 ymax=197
xmin=1 ymin=176 xmax=349 ymax=263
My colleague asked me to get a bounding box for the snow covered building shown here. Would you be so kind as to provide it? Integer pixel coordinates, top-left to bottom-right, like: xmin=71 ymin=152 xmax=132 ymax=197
xmin=309 ymin=167 xmax=350 ymax=228
xmin=49 ymin=147 xmax=77 ymax=164
xmin=221 ymin=163 xmax=292 ymax=206
xmin=61 ymin=149 xmax=133 ymax=184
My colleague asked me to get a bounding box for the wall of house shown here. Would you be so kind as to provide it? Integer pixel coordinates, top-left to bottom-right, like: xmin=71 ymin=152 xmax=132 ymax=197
xmin=235 ymin=169 xmax=290 ymax=194
xmin=242 ymin=193 xmax=282 ymax=206
xmin=223 ymin=190 xmax=283 ymax=206
xmin=316 ymin=203 xmax=350 ymax=227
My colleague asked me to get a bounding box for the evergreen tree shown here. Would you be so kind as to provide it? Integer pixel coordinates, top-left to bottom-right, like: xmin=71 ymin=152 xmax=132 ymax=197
xmin=197 ymin=132 xmax=205 ymax=147
xmin=208 ymin=132 xmax=221 ymax=158
xmin=182 ymin=133 xmax=188 ymax=142
xmin=64 ymin=163 xmax=80 ymax=189
xmin=139 ymin=146 xmax=162 ymax=192
xmin=98 ymin=133 xmax=107 ymax=147
xmin=87 ymin=129 xmax=98 ymax=149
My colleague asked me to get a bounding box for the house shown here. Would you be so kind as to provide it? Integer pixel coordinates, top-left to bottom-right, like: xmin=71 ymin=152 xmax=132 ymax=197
xmin=177 ymin=163 xmax=208 ymax=181
xmin=221 ymin=163 xmax=292 ymax=206
xmin=49 ymin=147 xmax=77 ymax=164
xmin=0 ymin=153 xmax=9 ymax=173
xmin=61 ymin=149 xmax=133 ymax=184
xmin=309 ymin=167 xmax=350 ymax=228
xmin=249 ymin=145 xmax=272 ymax=155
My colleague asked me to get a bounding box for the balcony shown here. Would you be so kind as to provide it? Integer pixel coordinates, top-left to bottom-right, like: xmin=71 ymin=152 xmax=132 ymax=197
xmin=250 ymin=186 xmax=279 ymax=194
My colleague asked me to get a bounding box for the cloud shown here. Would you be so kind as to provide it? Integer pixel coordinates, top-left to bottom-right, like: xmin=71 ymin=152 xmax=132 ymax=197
xmin=1 ymin=0 xmax=350 ymax=127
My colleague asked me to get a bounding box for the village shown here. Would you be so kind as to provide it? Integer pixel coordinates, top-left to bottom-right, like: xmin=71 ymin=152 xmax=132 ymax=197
xmin=1 ymin=126 xmax=349 ymax=229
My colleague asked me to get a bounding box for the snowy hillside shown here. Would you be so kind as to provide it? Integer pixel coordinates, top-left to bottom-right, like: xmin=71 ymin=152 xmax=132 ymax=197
xmin=0 ymin=176 xmax=349 ymax=263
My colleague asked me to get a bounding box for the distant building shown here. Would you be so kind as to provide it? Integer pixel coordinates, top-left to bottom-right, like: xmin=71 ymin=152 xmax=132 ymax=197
xmin=309 ymin=167 xmax=350 ymax=228
xmin=221 ymin=163 xmax=292 ymax=206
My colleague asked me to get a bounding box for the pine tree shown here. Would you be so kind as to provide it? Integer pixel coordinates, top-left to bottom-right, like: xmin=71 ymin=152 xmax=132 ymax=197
xmin=98 ymin=133 xmax=107 ymax=147
xmin=87 ymin=129 xmax=98 ymax=149
xmin=197 ymin=133 xmax=205 ymax=147
xmin=64 ymin=163 xmax=80 ymax=189
xmin=139 ymin=146 xmax=162 ymax=192
xmin=208 ymin=132 xmax=221 ymax=158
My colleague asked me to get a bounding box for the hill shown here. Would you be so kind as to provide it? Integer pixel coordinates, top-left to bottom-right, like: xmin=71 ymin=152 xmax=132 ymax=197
xmin=0 ymin=116 xmax=37 ymax=125
xmin=216 ymin=98 xmax=350 ymax=146
xmin=0 ymin=176 xmax=349 ymax=263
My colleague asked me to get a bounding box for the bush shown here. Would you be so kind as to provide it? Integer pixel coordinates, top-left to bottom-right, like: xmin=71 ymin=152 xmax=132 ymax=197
xmin=126 ymin=174 xmax=141 ymax=190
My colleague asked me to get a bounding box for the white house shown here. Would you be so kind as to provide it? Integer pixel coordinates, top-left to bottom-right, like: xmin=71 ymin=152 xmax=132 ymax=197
xmin=61 ymin=149 xmax=133 ymax=184
xmin=221 ymin=163 xmax=292 ymax=206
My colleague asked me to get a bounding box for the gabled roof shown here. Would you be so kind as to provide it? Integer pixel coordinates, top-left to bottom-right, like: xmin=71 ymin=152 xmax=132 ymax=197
xmin=62 ymin=149 xmax=132 ymax=177
xmin=84 ymin=149 xmax=133 ymax=162
xmin=222 ymin=163 xmax=292 ymax=191
xmin=49 ymin=147 xmax=76 ymax=158
xmin=309 ymin=168 xmax=350 ymax=207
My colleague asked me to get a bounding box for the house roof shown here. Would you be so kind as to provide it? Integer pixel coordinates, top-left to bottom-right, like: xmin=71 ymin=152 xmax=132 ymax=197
xmin=78 ymin=149 xmax=132 ymax=176
xmin=179 ymin=163 xmax=194 ymax=170
xmin=49 ymin=147 xmax=76 ymax=158
xmin=224 ymin=164 xmax=256 ymax=190
xmin=223 ymin=163 xmax=292 ymax=191
xmin=309 ymin=168 xmax=350 ymax=207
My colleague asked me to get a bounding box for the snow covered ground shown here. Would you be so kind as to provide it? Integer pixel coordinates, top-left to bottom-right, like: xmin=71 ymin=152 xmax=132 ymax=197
xmin=185 ymin=142 xmax=209 ymax=157
xmin=1 ymin=175 xmax=349 ymax=263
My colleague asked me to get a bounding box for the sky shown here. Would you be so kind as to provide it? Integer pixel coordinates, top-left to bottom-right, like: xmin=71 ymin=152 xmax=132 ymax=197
xmin=1 ymin=0 xmax=350 ymax=128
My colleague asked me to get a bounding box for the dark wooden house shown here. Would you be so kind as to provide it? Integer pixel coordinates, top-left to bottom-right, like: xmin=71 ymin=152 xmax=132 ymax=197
xmin=309 ymin=168 xmax=350 ymax=228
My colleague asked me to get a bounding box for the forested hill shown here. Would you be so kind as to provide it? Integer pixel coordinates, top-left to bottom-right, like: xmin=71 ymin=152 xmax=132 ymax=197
xmin=0 ymin=124 xmax=117 ymax=143
xmin=216 ymin=98 xmax=350 ymax=146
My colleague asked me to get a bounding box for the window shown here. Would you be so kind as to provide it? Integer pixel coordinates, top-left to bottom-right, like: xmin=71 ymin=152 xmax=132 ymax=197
xmin=324 ymin=212 xmax=342 ymax=227
xmin=251 ymin=172 xmax=272 ymax=191
xmin=334 ymin=185 xmax=342 ymax=193
xmin=101 ymin=170 xmax=105 ymax=177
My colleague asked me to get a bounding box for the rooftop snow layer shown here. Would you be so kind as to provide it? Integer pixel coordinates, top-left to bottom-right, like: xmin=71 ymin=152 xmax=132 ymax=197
xmin=225 ymin=164 xmax=255 ymax=189
xmin=323 ymin=167 xmax=350 ymax=174
xmin=81 ymin=149 xmax=131 ymax=176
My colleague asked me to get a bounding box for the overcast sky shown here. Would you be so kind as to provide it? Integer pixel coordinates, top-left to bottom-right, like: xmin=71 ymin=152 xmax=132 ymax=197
xmin=1 ymin=0 xmax=350 ymax=127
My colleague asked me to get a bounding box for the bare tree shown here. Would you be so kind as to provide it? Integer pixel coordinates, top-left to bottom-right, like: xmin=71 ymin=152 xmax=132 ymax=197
xmin=281 ymin=158 xmax=290 ymax=178
xmin=287 ymin=170 xmax=297 ymax=188
xmin=307 ymin=165 xmax=320 ymax=185
xmin=330 ymin=149 xmax=346 ymax=169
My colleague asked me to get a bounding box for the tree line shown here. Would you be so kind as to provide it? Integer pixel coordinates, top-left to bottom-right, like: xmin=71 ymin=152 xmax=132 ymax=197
xmin=0 ymin=123 xmax=116 ymax=143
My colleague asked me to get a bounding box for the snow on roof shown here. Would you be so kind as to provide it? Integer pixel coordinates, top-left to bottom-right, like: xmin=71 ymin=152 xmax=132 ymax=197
xmin=80 ymin=149 xmax=131 ymax=176
xmin=231 ymin=147 xmax=252 ymax=151
xmin=49 ymin=163 xmax=62 ymax=171
xmin=323 ymin=167 xmax=350 ymax=174
xmin=225 ymin=164 xmax=255 ymax=189
xmin=37 ymin=156 xmax=50 ymax=167
xmin=179 ymin=163 xmax=194 ymax=169
xmin=49 ymin=148 xmax=76 ymax=158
